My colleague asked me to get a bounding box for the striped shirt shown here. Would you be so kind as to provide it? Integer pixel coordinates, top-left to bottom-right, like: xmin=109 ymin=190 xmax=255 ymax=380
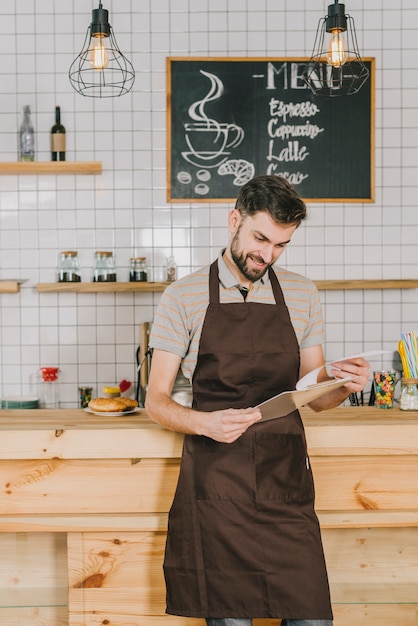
xmin=149 ymin=250 xmax=324 ymax=382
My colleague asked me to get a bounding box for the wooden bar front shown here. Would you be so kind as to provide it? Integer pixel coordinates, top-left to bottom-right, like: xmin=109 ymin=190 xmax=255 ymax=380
xmin=0 ymin=407 xmax=417 ymax=625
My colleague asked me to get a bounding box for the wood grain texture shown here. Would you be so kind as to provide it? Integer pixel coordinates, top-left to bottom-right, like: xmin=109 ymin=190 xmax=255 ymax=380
xmin=35 ymin=279 xmax=418 ymax=293
xmin=0 ymin=406 xmax=417 ymax=624
xmin=0 ymin=280 xmax=21 ymax=293
xmin=36 ymin=281 xmax=169 ymax=293
xmin=314 ymin=279 xmax=418 ymax=290
xmin=0 ymin=161 xmax=102 ymax=175
xmin=0 ymin=407 xmax=417 ymax=459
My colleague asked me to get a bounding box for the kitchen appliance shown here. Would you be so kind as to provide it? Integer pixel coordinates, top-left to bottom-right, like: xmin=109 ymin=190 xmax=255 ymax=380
xmin=136 ymin=322 xmax=192 ymax=408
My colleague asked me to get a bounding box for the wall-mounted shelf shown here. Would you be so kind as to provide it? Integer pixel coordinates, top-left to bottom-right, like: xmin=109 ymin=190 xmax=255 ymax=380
xmin=36 ymin=281 xmax=169 ymax=293
xmin=36 ymin=279 xmax=418 ymax=294
xmin=0 ymin=280 xmax=27 ymax=293
xmin=314 ymin=279 xmax=418 ymax=290
xmin=0 ymin=162 xmax=102 ymax=175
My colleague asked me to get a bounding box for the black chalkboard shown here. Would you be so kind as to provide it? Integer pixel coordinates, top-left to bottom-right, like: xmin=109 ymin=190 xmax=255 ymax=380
xmin=167 ymin=57 xmax=374 ymax=203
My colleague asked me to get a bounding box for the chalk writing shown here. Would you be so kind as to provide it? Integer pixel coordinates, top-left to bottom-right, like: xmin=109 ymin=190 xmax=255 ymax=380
xmin=168 ymin=58 xmax=373 ymax=201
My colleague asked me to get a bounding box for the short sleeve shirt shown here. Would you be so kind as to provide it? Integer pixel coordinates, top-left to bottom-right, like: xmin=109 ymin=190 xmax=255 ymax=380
xmin=149 ymin=250 xmax=324 ymax=382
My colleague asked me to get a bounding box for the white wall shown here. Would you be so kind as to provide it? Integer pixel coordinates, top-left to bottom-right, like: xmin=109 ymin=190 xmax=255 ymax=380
xmin=0 ymin=0 xmax=417 ymax=406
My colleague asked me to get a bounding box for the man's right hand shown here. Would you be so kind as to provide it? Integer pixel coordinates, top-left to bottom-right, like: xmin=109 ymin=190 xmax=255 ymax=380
xmin=197 ymin=407 xmax=262 ymax=443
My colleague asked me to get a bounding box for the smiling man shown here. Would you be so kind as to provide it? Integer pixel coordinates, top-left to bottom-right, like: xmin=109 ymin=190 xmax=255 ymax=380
xmin=146 ymin=175 xmax=370 ymax=626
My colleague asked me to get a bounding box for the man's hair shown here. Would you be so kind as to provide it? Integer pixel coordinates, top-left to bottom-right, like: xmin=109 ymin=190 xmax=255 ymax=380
xmin=234 ymin=175 xmax=307 ymax=226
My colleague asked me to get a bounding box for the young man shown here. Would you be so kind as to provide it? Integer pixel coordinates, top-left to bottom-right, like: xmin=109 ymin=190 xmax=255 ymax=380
xmin=146 ymin=175 xmax=370 ymax=626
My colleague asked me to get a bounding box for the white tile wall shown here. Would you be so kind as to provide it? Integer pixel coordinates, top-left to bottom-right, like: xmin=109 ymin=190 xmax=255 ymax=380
xmin=0 ymin=0 xmax=417 ymax=406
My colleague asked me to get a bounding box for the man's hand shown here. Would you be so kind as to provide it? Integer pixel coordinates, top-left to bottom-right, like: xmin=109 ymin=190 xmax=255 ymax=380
xmin=305 ymin=350 xmax=371 ymax=412
xmin=329 ymin=356 xmax=371 ymax=393
xmin=197 ymin=407 xmax=262 ymax=443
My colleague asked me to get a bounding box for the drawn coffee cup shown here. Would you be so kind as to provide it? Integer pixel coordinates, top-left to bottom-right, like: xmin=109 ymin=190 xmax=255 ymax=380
xmin=183 ymin=121 xmax=244 ymax=165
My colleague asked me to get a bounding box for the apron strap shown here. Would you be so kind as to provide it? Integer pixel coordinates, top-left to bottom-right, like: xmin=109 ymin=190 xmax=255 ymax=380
xmin=268 ymin=266 xmax=286 ymax=305
xmin=209 ymin=260 xmax=220 ymax=304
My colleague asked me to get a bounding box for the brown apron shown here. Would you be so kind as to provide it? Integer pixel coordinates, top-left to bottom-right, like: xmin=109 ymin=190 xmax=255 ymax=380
xmin=164 ymin=260 xmax=332 ymax=620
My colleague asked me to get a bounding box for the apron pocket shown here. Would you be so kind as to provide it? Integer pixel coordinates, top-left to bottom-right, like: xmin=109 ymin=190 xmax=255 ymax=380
xmin=192 ymin=436 xmax=254 ymax=501
xmin=254 ymin=432 xmax=314 ymax=503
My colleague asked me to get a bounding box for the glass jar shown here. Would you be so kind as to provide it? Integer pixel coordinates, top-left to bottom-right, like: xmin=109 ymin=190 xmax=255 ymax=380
xmin=92 ymin=251 xmax=117 ymax=282
xmin=38 ymin=367 xmax=60 ymax=409
xmin=130 ymin=257 xmax=148 ymax=282
xmin=166 ymin=255 xmax=177 ymax=282
xmin=57 ymin=250 xmax=81 ymax=282
xmin=399 ymin=378 xmax=418 ymax=411
xmin=373 ymin=370 xmax=397 ymax=409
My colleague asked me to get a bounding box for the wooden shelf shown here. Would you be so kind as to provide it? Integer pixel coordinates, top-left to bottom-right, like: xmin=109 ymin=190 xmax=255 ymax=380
xmin=0 ymin=280 xmax=27 ymax=293
xmin=314 ymin=279 xmax=418 ymax=290
xmin=0 ymin=161 xmax=102 ymax=175
xmin=36 ymin=281 xmax=169 ymax=293
xmin=36 ymin=279 xmax=418 ymax=294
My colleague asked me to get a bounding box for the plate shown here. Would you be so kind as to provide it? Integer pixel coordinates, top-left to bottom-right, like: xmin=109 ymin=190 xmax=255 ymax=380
xmin=2 ymin=396 xmax=39 ymax=409
xmin=84 ymin=407 xmax=140 ymax=417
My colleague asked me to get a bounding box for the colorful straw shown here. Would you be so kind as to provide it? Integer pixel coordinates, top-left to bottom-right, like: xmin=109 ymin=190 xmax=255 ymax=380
xmin=398 ymin=331 xmax=418 ymax=378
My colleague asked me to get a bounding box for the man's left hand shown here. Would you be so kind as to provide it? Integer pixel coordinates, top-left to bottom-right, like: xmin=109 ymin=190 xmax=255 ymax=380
xmin=329 ymin=357 xmax=370 ymax=393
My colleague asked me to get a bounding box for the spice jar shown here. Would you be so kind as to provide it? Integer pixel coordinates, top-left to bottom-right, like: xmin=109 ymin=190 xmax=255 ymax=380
xmin=57 ymin=251 xmax=81 ymax=282
xmin=130 ymin=257 xmax=148 ymax=282
xmin=92 ymin=251 xmax=117 ymax=282
xmin=399 ymin=378 xmax=418 ymax=411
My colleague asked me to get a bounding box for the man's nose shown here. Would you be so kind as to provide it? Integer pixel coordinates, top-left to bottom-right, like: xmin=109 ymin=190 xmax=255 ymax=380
xmin=261 ymin=245 xmax=275 ymax=263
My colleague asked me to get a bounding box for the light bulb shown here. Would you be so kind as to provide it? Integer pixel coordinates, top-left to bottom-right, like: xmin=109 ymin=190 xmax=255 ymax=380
xmin=327 ymin=30 xmax=348 ymax=67
xmin=91 ymin=37 xmax=108 ymax=70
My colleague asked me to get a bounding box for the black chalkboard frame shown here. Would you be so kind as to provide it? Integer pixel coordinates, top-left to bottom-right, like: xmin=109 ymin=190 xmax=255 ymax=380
xmin=167 ymin=57 xmax=375 ymax=204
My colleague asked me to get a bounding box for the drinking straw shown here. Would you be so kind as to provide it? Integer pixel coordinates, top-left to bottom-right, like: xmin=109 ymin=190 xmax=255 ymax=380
xmin=399 ymin=331 xmax=418 ymax=378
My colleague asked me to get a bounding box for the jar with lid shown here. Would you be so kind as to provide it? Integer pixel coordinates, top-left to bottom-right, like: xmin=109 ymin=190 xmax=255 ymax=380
xmin=399 ymin=378 xmax=418 ymax=411
xmin=130 ymin=257 xmax=148 ymax=282
xmin=57 ymin=251 xmax=81 ymax=282
xmin=38 ymin=367 xmax=60 ymax=409
xmin=92 ymin=251 xmax=117 ymax=282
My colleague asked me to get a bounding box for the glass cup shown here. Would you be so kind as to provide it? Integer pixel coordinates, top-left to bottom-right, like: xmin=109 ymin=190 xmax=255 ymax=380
xmin=79 ymin=386 xmax=93 ymax=409
xmin=373 ymin=371 xmax=397 ymax=409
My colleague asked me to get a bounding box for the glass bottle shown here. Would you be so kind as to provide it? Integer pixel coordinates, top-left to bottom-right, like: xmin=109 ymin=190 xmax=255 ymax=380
xmin=166 ymin=255 xmax=177 ymax=282
xmin=399 ymin=378 xmax=418 ymax=411
xmin=92 ymin=251 xmax=117 ymax=282
xmin=57 ymin=251 xmax=81 ymax=283
xmin=19 ymin=105 xmax=35 ymax=162
xmin=38 ymin=367 xmax=60 ymax=409
xmin=130 ymin=257 xmax=148 ymax=282
xmin=51 ymin=106 xmax=66 ymax=161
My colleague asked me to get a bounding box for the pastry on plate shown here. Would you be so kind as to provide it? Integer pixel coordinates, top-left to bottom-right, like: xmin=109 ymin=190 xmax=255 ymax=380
xmin=88 ymin=397 xmax=137 ymax=413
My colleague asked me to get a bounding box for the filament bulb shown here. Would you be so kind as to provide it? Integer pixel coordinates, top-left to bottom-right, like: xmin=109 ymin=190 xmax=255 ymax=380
xmin=91 ymin=37 xmax=108 ymax=70
xmin=327 ymin=30 xmax=348 ymax=67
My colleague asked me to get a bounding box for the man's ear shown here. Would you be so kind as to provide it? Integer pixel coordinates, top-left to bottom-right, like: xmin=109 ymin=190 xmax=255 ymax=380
xmin=228 ymin=208 xmax=241 ymax=235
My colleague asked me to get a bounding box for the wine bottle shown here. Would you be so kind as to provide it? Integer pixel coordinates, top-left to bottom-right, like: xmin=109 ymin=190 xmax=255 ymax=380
xmin=19 ymin=105 xmax=35 ymax=162
xmin=51 ymin=106 xmax=66 ymax=161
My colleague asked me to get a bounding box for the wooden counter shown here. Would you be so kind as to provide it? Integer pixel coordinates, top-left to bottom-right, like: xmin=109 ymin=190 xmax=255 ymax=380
xmin=0 ymin=406 xmax=417 ymax=625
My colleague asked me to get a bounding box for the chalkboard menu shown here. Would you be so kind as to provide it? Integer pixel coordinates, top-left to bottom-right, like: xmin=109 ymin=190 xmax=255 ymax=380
xmin=167 ymin=57 xmax=374 ymax=203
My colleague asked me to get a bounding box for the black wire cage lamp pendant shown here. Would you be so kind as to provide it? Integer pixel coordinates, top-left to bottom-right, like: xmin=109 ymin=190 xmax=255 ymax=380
xmin=69 ymin=2 xmax=135 ymax=98
xmin=303 ymin=1 xmax=369 ymax=97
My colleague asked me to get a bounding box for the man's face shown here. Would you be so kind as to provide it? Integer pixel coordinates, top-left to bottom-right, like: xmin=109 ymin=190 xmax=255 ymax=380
xmin=228 ymin=209 xmax=297 ymax=283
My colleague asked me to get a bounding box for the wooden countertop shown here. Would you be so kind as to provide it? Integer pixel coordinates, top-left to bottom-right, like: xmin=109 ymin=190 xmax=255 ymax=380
xmin=1 ymin=406 xmax=417 ymax=531
xmin=0 ymin=406 xmax=417 ymax=460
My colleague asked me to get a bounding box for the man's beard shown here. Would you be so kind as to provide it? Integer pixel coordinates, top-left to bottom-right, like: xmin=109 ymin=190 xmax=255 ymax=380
xmin=230 ymin=231 xmax=271 ymax=283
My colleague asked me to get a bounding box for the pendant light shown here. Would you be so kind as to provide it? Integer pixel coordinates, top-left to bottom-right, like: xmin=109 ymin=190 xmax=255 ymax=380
xmin=303 ymin=1 xmax=369 ymax=97
xmin=69 ymin=2 xmax=135 ymax=98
